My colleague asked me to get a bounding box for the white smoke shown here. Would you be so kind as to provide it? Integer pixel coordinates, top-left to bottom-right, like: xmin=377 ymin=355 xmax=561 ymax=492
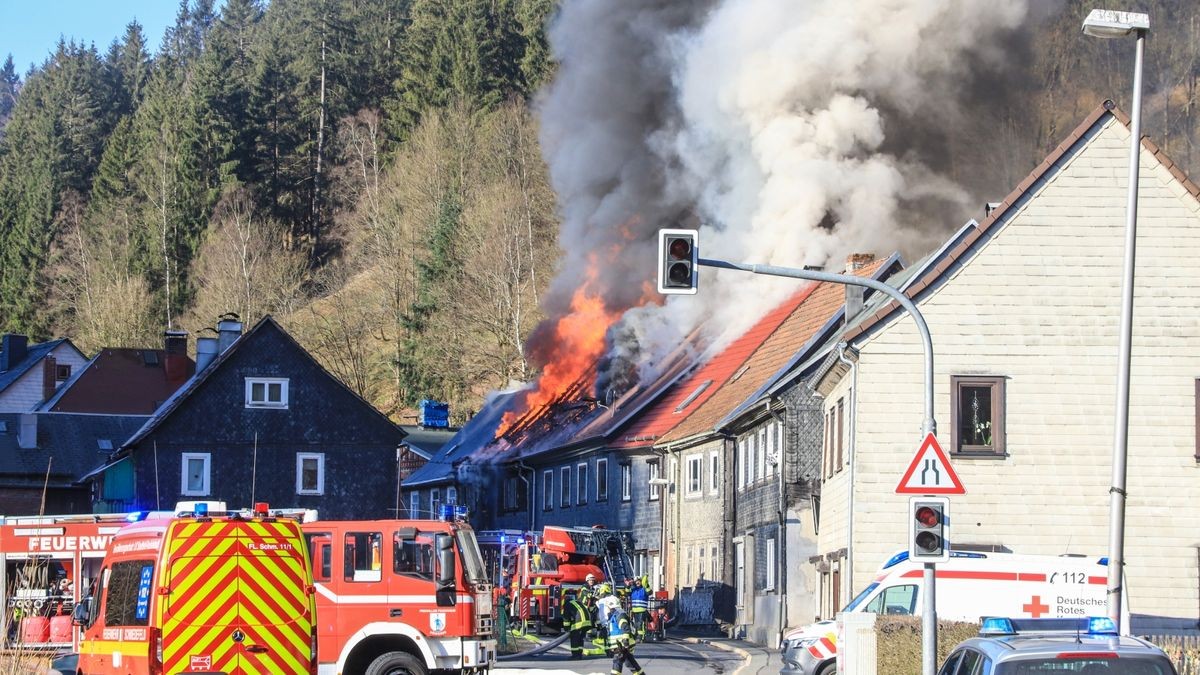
xmin=536 ymin=0 xmax=1030 ymax=391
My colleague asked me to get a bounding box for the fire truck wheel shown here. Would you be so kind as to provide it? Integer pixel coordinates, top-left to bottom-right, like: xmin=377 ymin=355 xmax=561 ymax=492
xmin=364 ymin=651 xmax=427 ymax=675
xmin=816 ymin=662 xmax=836 ymax=675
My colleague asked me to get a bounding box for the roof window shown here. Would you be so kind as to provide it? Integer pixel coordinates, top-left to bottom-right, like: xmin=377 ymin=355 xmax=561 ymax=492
xmin=674 ymin=380 xmax=713 ymax=413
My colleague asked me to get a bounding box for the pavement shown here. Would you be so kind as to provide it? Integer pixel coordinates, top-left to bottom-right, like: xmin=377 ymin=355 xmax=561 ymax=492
xmin=680 ymin=634 xmax=780 ymax=675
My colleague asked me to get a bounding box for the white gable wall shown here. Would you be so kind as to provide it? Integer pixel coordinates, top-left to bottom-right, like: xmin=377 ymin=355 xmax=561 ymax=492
xmin=0 ymin=344 xmax=89 ymax=412
xmin=840 ymin=115 xmax=1200 ymax=630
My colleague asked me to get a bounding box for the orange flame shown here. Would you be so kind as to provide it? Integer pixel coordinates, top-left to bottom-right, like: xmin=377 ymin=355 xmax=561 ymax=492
xmin=497 ymin=279 xmax=622 ymax=438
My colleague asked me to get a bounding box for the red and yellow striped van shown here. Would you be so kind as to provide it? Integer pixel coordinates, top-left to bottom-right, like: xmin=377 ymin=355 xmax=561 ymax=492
xmin=71 ymin=503 xmax=317 ymax=674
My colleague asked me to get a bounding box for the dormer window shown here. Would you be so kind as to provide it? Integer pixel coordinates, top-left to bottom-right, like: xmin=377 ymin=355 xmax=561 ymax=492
xmin=245 ymin=377 xmax=289 ymax=408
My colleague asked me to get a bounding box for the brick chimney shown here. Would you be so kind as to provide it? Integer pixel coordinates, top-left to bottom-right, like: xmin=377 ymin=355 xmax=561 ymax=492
xmin=845 ymin=253 xmax=875 ymax=272
xmin=163 ymin=330 xmax=190 ymax=383
xmin=844 ymin=253 xmax=875 ymax=320
xmin=0 ymin=334 xmax=28 ymax=372
xmin=42 ymin=356 xmax=57 ymax=401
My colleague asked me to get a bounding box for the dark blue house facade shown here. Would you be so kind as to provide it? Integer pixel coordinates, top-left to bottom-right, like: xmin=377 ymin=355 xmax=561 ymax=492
xmin=87 ymin=316 xmax=407 ymax=519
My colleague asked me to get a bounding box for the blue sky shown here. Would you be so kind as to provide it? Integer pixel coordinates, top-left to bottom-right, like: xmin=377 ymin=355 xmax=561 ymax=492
xmin=0 ymin=2 xmax=179 ymax=75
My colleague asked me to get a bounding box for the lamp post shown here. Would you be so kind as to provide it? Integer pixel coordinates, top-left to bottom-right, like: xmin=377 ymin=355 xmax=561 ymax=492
xmin=1082 ymin=7 xmax=1149 ymax=630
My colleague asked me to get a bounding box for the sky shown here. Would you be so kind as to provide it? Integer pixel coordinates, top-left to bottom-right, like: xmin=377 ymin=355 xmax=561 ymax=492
xmin=0 ymin=1 xmax=179 ymax=75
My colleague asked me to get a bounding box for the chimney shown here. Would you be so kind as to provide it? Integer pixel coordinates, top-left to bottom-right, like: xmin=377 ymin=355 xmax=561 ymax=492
xmin=845 ymin=253 xmax=875 ymax=272
xmin=845 ymin=286 xmax=865 ymax=321
xmin=217 ymin=317 xmax=243 ymax=354
xmin=163 ymin=330 xmax=190 ymax=383
xmin=196 ymin=337 xmax=219 ymax=372
xmin=0 ymin=334 xmax=28 ymax=372
xmin=42 ymin=355 xmax=57 ymax=401
xmin=984 ymin=202 xmax=1003 ymax=218
xmin=18 ymin=413 xmax=36 ymax=449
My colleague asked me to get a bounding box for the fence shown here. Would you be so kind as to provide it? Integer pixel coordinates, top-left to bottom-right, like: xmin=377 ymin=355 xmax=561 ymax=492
xmin=1145 ymin=635 xmax=1200 ymax=675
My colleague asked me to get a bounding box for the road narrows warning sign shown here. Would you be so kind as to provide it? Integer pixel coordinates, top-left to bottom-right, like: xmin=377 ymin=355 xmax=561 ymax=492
xmin=896 ymin=433 xmax=965 ymax=495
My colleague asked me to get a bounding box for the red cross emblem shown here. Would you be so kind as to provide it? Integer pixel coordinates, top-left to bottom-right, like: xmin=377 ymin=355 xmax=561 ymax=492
xmin=1023 ymin=595 xmax=1050 ymax=618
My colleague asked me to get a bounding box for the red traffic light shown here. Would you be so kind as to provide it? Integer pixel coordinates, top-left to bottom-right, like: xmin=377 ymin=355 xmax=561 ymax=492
xmin=668 ymin=237 xmax=691 ymax=260
xmin=915 ymin=506 xmax=940 ymax=527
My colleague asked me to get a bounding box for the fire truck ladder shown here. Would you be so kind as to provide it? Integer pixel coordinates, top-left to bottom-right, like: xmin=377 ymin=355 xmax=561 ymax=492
xmin=594 ymin=531 xmax=635 ymax=585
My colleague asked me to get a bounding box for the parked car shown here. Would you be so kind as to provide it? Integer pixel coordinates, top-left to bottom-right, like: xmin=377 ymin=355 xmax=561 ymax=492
xmin=938 ymin=617 xmax=1177 ymax=675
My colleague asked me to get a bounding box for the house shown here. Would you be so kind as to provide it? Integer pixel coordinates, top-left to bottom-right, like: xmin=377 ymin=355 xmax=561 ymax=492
xmin=39 ymin=332 xmax=195 ymax=415
xmin=0 ymin=411 xmax=146 ymax=514
xmin=0 ymin=334 xmax=88 ymax=412
xmin=81 ymin=316 xmax=408 ymax=519
xmin=712 ymin=254 xmax=904 ymax=644
xmin=812 ymin=100 xmax=1200 ymax=632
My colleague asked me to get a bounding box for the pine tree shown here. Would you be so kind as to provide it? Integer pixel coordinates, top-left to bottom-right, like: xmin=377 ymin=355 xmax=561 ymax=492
xmin=105 ymin=22 xmax=152 ymax=120
xmin=0 ymin=55 xmax=18 ymax=128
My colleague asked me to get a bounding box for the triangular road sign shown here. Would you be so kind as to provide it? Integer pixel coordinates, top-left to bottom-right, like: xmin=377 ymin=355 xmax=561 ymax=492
xmin=896 ymin=432 xmax=965 ymax=495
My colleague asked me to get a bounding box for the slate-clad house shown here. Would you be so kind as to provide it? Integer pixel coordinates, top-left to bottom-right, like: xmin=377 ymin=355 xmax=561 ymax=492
xmin=83 ymin=316 xmax=407 ymax=519
xmin=0 ymin=334 xmax=88 ymax=412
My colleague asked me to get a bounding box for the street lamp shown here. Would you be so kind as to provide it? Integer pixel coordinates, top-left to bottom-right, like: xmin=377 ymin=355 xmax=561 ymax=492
xmin=1081 ymin=6 xmax=1149 ymax=631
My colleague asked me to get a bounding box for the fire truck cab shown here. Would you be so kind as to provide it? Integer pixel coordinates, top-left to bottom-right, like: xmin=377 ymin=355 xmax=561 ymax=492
xmin=301 ymin=506 xmax=496 ymax=675
xmin=71 ymin=502 xmax=318 ymax=674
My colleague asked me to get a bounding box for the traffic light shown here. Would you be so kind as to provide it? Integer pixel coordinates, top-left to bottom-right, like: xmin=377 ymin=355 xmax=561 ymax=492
xmin=908 ymin=496 xmax=949 ymax=562
xmin=657 ymin=229 xmax=698 ymax=295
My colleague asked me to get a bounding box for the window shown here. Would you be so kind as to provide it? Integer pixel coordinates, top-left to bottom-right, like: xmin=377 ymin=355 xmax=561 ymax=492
xmin=543 ymin=470 xmax=554 ymax=510
xmin=738 ymin=439 xmax=746 ymax=488
xmin=596 ymin=458 xmax=608 ymax=502
xmin=181 ymin=453 xmax=210 ymax=496
xmin=561 ymin=467 xmax=571 ymax=507
xmin=620 ymin=463 xmax=632 ymax=501
xmin=710 ymin=545 xmax=718 ymax=580
xmin=766 ymin=424 xmax=775 ymax=478
xmin=686 ymin=455 xmax=702 ymax=495
xmin=748 ymin=433 xmax=758 ymax=484
xmin=345 ymin=531 xmax=383 ymax=582
xmin=709 ymin=450 xmax=720 ymax=495
xmin=765 ymin=537 xmax=777 ymax=591
xmin=393 ymin=529 xmax=436 ymax=581
xmin=503 ymin=476 xmax=520 ymax=511
xmin=824 ymin=409 xmax=834 ymax=479
xmin=296 ymin=453 xmax=324 ymax=495
xmin=698 ymin=545 xmax=707 ymax=580
xmin=757 ymin=428 xmax=767 ymax=481
xmin=304 ymin=532 xmax=332 ymax=582
xmin=446 ymin=486 xmax=457 ymax=505
xmin=863 ymin=584 xmax=917 ymax=615
xmin=951 ymin=376 xmax=1006 ymax=455
xmin=245 ymin=377 xmax=288 ymax=408
xmin=103 ymin=560 xmax=155 ymax=626
xmin=409 ymin=491 xmax=420 ymax=517
xmin=836 ymin=398 xmax=845 ymax=472
xmin=577 ymin=463 xmax=588 ymax=505
xmin=55 ymin=364 xmax=71 ymax=381
xmin=430 ymin=488 xmax=441 ymax=516
xmin=648 ymin=461 xmax=660 ymax=501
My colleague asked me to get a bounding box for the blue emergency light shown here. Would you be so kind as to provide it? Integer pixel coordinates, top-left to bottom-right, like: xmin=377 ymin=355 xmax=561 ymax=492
xmin=439 ymin=504 xmax=455 ymax=521
xmin=195 ymin=503 xmax=209 ymax=517
xmin=455 ymin=505 xmax=469 ymax=520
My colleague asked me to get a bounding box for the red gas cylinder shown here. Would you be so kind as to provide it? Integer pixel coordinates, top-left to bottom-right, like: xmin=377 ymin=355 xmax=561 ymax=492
xmin=50 ymin=614 xmax=73 ymax=642
xmin=21 ymin=616 xmax=50 ymax=643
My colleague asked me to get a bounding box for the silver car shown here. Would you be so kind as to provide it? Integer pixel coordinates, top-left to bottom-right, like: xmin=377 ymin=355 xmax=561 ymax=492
xmin=939 ymin=617 xmax=1177 ymax=675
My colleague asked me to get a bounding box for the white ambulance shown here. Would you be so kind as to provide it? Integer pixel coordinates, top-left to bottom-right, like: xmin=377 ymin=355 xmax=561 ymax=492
xmin=779 ymin=550 xmax=1126 ymax=675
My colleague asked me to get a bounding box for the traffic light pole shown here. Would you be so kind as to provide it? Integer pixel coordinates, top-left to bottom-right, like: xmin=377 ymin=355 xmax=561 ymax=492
xmin=698 ymin=257 xmax=940 ymax=675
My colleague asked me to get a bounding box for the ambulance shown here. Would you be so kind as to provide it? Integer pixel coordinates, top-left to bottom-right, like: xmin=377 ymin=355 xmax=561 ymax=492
xmin=779 ymin=550 xmax=1125 ymax=675
xmin=69 ymin=502 xmax=317 ymax=674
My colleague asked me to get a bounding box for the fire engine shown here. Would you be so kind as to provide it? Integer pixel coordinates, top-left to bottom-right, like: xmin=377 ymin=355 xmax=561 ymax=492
xmin=1 ymin=512 xmax=128 ymax=652
xmin=300 ymin=505 xmax=496 ymax=675
xmin=478 ymin=525 xmax=636 ymax=632
xmin=69 ymin=501 xmax=318 ymax=674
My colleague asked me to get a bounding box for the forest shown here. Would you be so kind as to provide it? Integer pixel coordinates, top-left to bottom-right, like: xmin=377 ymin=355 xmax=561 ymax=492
xmin=0 ymin=0 xmax=1197 ymax=423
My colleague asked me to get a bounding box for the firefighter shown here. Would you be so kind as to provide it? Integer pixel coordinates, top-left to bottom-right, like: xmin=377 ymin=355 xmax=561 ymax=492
xmin=584 ymin=573 xmax=599 ymax=600
xmin=562 ymin=591 xmax=592 ymax=660
xmin=629 ymin=576 xmax=649 ymax=638
xmin=606 ymin=597 xmax=644 ymax=675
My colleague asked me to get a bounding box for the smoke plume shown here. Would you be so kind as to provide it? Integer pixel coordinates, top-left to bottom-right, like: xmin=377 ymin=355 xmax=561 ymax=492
xmin=531 ymin=0 xmax=1030 ymax=400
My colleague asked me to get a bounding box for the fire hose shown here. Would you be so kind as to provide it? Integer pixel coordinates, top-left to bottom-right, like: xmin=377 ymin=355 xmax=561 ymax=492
xmin=495 ymin=631 xmax=571 ymax=661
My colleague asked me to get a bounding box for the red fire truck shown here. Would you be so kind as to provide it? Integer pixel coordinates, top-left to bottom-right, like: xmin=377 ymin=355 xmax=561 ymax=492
xmin=479 ymin=525 xmax=636 ymax=632
xmin=1 ymin=512 xmax=129 ymax=651
xmin=300 ymin=506 xmax=496 ymax=675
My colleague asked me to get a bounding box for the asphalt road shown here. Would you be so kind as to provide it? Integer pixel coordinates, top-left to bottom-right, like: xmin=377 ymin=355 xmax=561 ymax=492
xmin=496 ymin=636 xmax=747 ymax=675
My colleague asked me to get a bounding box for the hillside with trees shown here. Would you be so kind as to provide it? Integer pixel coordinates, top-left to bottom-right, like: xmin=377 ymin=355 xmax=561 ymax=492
xmin=0 ymin=0 xmax=1195 ymax=422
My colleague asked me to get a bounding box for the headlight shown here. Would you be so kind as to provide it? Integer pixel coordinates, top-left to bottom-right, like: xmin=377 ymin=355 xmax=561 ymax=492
xmin=783 ymin=637 xmax=818 ymax=652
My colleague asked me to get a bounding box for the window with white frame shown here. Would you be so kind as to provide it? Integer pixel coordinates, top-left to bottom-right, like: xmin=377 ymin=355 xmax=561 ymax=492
xmin=757 ymin=428 xmax=767 ymax=481
xmin=245 ymin=377 xmax=289 ymax=408
xmin=748 ymin=433 xmax=758 ymax=484
xmin=686 ymin=455 xmax=702 ymax=495
xmin=409 ymin=491 xmax=420 ymax=517
xmin=738 ymin=439 xmax=746 ymax=488
xmin=699 ymin=545 xmax=707 ymax=580
xmin=709 ymin=450 xmax=720 ymax=495
xmin=543 ymin=470 xmax=554 ymax=510
xmin=561 ymin=466 xmax=571 ymax=507
xmin=648 ymin=460 xmax=660 ymax=501
xmin=765 ymin=536 xmax=777 ymax=591
xmin=620 ymin=463 xmax=632 ymax=501
xmin=766 ymin=424 xmax=776 ymax=477
xmin=577 ymin=463 xmax=588 ymax=505
xmin=446 ymin=486 xmax=457 ymax=505
xmin=710 ymin=545 xmax=718 ymax=580
xmin=296 ymin=452 xmax=324 ymax=495
xmin=596 ymin=458 xmax=608 ymax=502
xmin=431 ymin=488 xmax=441 ymax=516
xmin=182 ymin=453 xmax=211 ymax=496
